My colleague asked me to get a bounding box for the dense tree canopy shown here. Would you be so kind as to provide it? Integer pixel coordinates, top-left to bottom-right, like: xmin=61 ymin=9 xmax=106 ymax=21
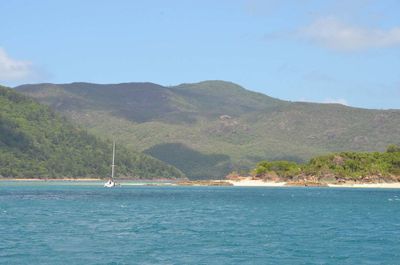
xmin=253 ymin=145 xmax=400 ymax=180
xmin=0 ymin=86 xmax=185 ymax=179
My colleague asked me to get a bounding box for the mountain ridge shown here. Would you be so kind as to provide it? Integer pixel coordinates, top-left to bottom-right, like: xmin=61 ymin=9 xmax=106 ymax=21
xmin=19 ymin=80 xmax=392 ymax=110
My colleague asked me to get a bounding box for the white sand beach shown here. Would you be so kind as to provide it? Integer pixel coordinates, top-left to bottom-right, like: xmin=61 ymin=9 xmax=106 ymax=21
xmin=227 ymin=179 xmax=287 ymax=187
xmin=226 ymin=178 xmax=400 ymax=188
xmin=328 ymin=183 xmax=400 ymax=189
xmin=3 ymin=178 xmax=400 ymax=188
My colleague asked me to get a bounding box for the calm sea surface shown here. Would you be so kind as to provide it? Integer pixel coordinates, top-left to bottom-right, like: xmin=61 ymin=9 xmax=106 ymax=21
xmin=1 ymin=182 xmax=400 ymax=264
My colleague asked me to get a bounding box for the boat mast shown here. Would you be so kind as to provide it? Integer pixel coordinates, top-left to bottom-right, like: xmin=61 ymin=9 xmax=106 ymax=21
xmin=111 ymin=141 xmax=115 ymax=180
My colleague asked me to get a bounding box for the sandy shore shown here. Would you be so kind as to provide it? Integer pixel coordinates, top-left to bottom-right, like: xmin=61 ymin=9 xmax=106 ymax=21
xmin=328 ymin=183 xmax=400 ymax=189
xmin=2 ymin=178 xmax=400 ymax=188
xmin=227 ymin=179 xmax=287 ymax=187
xmin=227 ymin=179 xmax=400 ymax=188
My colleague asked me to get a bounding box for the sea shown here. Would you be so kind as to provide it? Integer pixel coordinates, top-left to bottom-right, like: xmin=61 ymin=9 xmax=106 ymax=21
xmin=1 ymin=182 xmax=399 ymax=265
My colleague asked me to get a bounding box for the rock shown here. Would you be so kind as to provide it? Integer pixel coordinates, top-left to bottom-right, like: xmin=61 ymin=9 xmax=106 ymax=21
xmin=219 ymin=115 xmax=232 ymax=120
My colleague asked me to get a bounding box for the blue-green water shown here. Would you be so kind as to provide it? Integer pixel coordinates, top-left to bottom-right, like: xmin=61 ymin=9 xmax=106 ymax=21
xmin=1 ymin=183 xmax=400 ymax=264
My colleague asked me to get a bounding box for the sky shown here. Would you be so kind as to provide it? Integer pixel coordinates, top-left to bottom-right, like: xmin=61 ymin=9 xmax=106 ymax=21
xmin=0 ymin=0 xmax=399 ymax=109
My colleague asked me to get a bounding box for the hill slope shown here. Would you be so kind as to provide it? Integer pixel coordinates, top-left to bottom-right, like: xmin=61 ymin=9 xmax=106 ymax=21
xmin=16 ymin=81 xmax=400 ymax=179
xmin=0 ymin=85 xmax=185 ymax=179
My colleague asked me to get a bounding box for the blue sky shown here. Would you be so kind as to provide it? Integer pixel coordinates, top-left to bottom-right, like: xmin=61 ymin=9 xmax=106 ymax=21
xmin=0 ymin=0 xmax=399 ymax=109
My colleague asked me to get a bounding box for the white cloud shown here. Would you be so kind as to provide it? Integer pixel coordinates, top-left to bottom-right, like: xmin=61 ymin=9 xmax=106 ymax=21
xmin=0 ymin=47 xmax=35 ymax=81
xmin=299 ymin=17 xmax=400 ymax=51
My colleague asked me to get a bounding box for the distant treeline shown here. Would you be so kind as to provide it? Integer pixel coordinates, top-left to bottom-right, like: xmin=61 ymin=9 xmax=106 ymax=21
xmin=249 ymin=145 xmax=400 ymax=181
xmin=0 ymin=86 xmax=185 ymax=179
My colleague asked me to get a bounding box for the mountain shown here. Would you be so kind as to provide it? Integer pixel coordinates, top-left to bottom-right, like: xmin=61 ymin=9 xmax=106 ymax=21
xmin=0 ymin=85 xmax=185 ymax=179
xmin=16 ymin=81 xmax=400 ymax=179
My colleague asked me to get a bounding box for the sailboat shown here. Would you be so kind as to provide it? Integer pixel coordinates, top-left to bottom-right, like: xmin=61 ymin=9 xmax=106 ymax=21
xmin=104 ymin=141 xmax=117 ymax=188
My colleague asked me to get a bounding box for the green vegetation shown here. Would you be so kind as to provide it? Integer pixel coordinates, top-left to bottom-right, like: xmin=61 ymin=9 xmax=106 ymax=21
xmin=16 ymin=81 xmax=400 ymax=179
xmin=253 ymin=145 xmax=400 ymax=181
xmin=254 ymin=161 xmax=301 ymax=178
xmin=0 ymin=85 xmax=185 ymax=179
xmin=387 ymin=144 xmax=400 ymax=153
xmin=145 ymin=143 xmax=231 ymax=179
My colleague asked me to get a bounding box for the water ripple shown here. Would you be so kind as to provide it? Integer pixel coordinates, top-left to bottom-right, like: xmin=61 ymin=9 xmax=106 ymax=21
xmin=0 ymin=185 xmax=399 ymax=264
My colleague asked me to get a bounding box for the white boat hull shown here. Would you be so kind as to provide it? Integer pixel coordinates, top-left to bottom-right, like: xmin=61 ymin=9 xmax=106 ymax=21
xmin=104 ymin=181 xmax=116 ymax=188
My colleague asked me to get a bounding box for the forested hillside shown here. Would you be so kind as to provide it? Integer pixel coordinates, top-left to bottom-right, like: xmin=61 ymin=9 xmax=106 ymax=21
xmin=17 ymin=81 xmax=400 ymax=179
xmin=0 ymin=85 xmax=185 ymax=179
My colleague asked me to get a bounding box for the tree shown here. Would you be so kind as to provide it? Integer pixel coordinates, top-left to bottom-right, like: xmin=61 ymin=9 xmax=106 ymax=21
xmin=387 ymin=144 xmax=400 ymax=153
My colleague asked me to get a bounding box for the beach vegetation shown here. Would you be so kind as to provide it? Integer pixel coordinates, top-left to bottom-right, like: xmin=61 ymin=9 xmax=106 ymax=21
xmin=252 ymin=146 xmax=400 ymax=180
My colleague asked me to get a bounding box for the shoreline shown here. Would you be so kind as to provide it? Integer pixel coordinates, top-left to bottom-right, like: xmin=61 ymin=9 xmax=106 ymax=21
xmin=227 ymin=179 xmax=400 ymax=189
xmin=0 ymin=178 xmax=103 ymax=182
xmin=226 ymin=179 xmax=287 ymax=187
xmin=327 ymin=183 xmax=400 ymax=189
xmin=0 ymin=178 xmax=183 ymax=182
xmin=2 ymin=178 xmax=400 ymax=189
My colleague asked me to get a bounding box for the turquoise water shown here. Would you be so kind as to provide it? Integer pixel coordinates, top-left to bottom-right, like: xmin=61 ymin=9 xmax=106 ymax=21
xmin=1 ymin=183 xmax=400 ymax=264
